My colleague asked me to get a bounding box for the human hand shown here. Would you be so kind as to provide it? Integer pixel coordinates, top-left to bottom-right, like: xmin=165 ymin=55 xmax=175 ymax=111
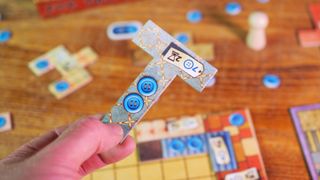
xmin=0 ymin=115 xmax=135 ymax=180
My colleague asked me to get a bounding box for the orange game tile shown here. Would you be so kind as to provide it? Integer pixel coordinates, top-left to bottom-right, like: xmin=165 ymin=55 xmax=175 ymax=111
xmin=247 ymin=156 xmax=261 ymax=169
xmin=239 ymin=128 xmax=252 ymax=138
xmin=231 ymin=135 xmax=241 ymax=143
xmin=310 ymin=3 xmax=320 ymax=29
xmin=237 ymin=161 xmax=249 ymax=171
xmin=204 ymin=115 xmax=221 ymax=131
xmin=234 ymin=142 xmax=246 ymax=162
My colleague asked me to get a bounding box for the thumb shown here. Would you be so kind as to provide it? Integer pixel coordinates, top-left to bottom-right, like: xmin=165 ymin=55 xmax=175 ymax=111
xmin=34 ymin=115 xmax=123 ymax=168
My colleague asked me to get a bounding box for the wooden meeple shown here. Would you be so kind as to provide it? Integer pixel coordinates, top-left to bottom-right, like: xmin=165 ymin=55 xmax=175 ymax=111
xmin=101 ymin=20 xmax=218 ymax=141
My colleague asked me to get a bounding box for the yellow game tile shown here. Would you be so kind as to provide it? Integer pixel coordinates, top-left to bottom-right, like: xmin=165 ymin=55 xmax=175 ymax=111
xmin=73 ymin=47 xmax=98 ymax=67
xmin=92 ymin=169 xmax=114 ymax=180
xmin=0 ymin=112 xmax=12 ymax=132
xmin=115 ymin=166 xmax=139 ymax=180
xmin=100 ymin=164 xmax=114 ymax=171
xmin=163 ymin=158 xmax=187 ymax=179
xmin=190 ymin=177 xmax=213 ymax=180
xmin=188 ymin=43 xmax=214 ymax=61
xmin=223 ymin=126 xmax=239 ymax=136
xmin=241 ymin=138 xmax=259 ymax=156
xmin=82 ymin=174 xmax=91 ymax=180
xmin=139 ymin=162 xmax=162 ymax=180
xmin=186 ymin=155 xmax=211 ymax=178
xmin=48 ymin=73 xmax=92 ymax=99
xmin=115 ymin=149 xmax=138 ymax=167
xmin=233 ymin=142 xmax=246 ymax=162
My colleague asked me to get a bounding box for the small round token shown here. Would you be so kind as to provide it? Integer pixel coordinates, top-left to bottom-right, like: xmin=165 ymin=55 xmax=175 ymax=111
xmin=175 ymin=33 xmax=190 ymax=44
xmin=225 ymin=2 xmax=242 ymax=16
xmin=188 ymin=137 xmax=203 ymax=149
xmin=55 ymin=81 xmax=70 ymax=92
xmin=0 ymin=116 xmax=6 ymax=128
xmin=0 ymin=30 xmax=12 ymax=43
xmin=137 ymin=76 xmax=158 ymax=96
xmin=186 ymin=10 xmax=203 ymax=23
xmin=36 ymin=59 xmax=49 ymax=69
xmin=229 ymin=113 xmax=245 ymax=126
xmin=123 ymin=93 xmax=144 ymax=113
xmin=171 ymin=139 xmax=185 ymax=152
xmin=263 ymin=74 xmax=280 ymax=89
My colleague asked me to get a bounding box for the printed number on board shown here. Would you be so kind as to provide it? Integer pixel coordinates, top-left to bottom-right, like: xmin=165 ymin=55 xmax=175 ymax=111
xmin=162 ymin=42 xmax=204 ymax=78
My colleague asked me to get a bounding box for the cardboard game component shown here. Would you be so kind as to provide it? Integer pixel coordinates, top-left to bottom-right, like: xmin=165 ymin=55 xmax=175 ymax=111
xmin=131 ymin=32 xmax=215 ymax=67
xmin=28 ymin=46 xmax=98 ymax=99
xmin=298 ymin=3 xmax=320 ymax=47
xmin=84 ymin=109 xmax=267 ymax=180
xmin=0 ymin=112 xmax=12 ymax=132
xmin=290 ymin=103 xmax=320 ymax=180
xmin=34 ymin=0 xmax=135 ymax=18
xmin=101 ymin=20 xmax=217 ymax=141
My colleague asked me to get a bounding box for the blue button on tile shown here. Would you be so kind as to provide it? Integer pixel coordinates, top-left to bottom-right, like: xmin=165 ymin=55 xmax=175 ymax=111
xmin=229 ymin=113 xmax=245 ymax=126
xmin=188 ymin=137 xmax=203 ymax=150
xmin=123 ymin=93 xmax=144 ymax=113
xmin=186 ymin=10 xmax=203 ymax=23
xmin=171 ymin=139 xmax=185 ymax=152
xmin=113 ymin=26 xmax=138 ymax=34
xmin=225 ymin=2 xmax=242 ymax=15
xmin=0 ymin=116 xmax=6 ymax=128
xmin=137 ymin=76 xmax=158 ymax=96
xmin=0 ymin=30 xmax=12 ymax=43
xmin=263 ymin=74 xmax=281 ymax=89
xmin=36 ymin=59 xmax=49 ymax=69
xmin=175 ymin=33 xmax=189 ymax=44
xmin=55 ymin=81 xmax=70 ymax=92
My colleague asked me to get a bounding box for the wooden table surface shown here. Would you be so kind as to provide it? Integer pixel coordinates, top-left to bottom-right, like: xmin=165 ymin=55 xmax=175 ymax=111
xmin=1 ymin=0 xmax=320 ymax=179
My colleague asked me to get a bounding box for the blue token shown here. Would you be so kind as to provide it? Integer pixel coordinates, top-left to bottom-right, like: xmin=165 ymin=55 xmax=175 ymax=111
xmin=35 ymin=59 xmax=49 ymax=69
xmin=113 ymin=26 xmax=138 ymax=34
xmin=229 ymin=113 xmax=245 ymax=126
xmin=263 ymin=74 xmax=281 ymax=89
xmin=0 ymin=30 xmax=12 ymax=43
xmin=123 ymin=93 xmax=144 ymax=113
xmin=188 ymin=137 xmax=203 ymax=149
xmin=137 ymin=76 xmax=158 ymax=96
xmin=186 ymin=10 xmax=203 ymax=23
xmin=0 ymin=116 xmax=6 ymax=128
xmin=225 ymin=2 xmax=242 ymax=15
xmin=171 ymin=139 xmax=185 ymax=152
xmin=175 ymin=33 xmax=189 ymax=44
xmin=55 ymin=81 xmax=70 ymax=92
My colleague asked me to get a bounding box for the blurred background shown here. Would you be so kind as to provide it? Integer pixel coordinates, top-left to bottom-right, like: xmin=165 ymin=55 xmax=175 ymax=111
xmin=1 ymin=0 xmax=320 ymax=179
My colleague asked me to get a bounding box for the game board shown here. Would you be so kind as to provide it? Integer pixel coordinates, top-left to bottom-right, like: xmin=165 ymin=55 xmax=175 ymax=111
xmin=83 ymin=109 xmax=267 ymax=180
xmin=290 ymin=103 xmax=320 ymax=180
xmin=34 ymin=0 xmax=136 ymax=18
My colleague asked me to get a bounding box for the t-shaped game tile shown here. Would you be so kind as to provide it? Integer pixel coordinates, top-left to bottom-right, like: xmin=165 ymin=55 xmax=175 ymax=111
xmin=102 ymin=20 xmax=218 ymax=141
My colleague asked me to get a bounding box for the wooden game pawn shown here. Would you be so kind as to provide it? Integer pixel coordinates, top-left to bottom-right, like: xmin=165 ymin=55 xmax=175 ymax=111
xmin=246 ymin=11 xmax=269 ymax=51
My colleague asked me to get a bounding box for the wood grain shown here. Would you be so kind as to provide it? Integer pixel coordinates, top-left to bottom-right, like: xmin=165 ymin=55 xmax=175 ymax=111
xmin=1 ymin=0 xmax=320 ymax=179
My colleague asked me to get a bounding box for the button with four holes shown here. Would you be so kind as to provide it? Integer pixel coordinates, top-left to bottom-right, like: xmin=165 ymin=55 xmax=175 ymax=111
xmin=123 ymin=93 xmax=144 ymax=113
xmin=137 ymin=76 xmax=158 ymax=96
